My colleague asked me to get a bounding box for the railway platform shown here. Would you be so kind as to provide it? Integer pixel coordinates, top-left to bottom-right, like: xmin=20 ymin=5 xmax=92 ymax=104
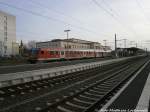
xmin=99 ymin=59 xmax=150 ymax=112
xmin=0 ymin=57 xmax=112 ymax=74
xmin=0 ymin=55 xmax=149 ymax=112
xmin=0 ymin=56 xmax=140 ymax=88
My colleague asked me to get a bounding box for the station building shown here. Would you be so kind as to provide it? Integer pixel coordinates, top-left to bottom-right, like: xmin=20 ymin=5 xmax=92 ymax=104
xmin=0 ymin=10 xmax=19 ymax=57
xmin=36 ymin=38 xmax=111 ymax=52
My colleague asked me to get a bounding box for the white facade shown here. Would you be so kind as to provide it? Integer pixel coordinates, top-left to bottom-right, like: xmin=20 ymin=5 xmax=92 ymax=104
xmin=0 ymin=10 xmax=18 ymax=57
xmin=36 ymin=38 xmax=112 ymax=52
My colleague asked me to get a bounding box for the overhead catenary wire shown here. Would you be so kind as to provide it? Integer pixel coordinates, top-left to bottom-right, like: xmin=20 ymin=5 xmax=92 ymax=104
xmin=0 ymin=26 xmax=101 ymax=44
xmin=135 ymin=0 xmax=150 ymax=25
xmin=0 ymin=24 xmax=109 ymax=44
xmin=0 ymin=27 xmax=64 ymax=38
xmin=0 ymin=1 xmax=112 ymax=38
xmin=101 ymin=0 xmax=120 ymax=18
xmin=29 ymin=0 xmax=85 ymax=25
xmin=28 ymin=0 xmax=112 ymax=38
xmin=29 ymin=0 xmax=110 ymax=38
xmin=92 ymin=0 xmax=139 ymax=38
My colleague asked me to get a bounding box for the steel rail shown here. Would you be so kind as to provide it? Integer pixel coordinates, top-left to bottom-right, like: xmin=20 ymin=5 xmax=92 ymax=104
xmin=39 ymin=59 xmax=147 ymax=112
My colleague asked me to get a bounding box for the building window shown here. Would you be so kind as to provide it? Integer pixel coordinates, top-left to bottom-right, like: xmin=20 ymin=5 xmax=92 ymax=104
xmin=55 ymin=51 xmax=59 ymax=55
xmin=64 ymin=45 xmax=67 ymax=48
xmin=3 ymin=16 xmax=8 ymax=43
xmin=61 ymin=51 xmax=64 ymax=55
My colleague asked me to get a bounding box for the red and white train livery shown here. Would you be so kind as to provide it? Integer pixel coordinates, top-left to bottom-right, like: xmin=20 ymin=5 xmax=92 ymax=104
xmin=29 ymin=48 xmax=111 ymax=62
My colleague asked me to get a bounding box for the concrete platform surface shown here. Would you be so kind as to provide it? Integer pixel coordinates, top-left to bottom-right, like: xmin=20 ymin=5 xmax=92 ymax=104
xmin=100 ymin=58 xmax=150 ymax=112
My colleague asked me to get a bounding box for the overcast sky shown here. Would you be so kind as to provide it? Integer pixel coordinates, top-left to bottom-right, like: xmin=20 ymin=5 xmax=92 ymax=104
xmin=0 ymin=0 xmax=150 ymax=50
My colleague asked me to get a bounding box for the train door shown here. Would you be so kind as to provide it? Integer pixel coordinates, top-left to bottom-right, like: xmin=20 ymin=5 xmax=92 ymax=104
xmin=60 ymin=51 xmax=65 ymax=59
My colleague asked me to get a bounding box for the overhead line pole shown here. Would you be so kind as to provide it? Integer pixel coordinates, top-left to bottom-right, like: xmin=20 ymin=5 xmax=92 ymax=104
xmin=64 ymin=29 xmax=71 ymax=60
xmin=115 ymin=33 xmax=117 ymax=58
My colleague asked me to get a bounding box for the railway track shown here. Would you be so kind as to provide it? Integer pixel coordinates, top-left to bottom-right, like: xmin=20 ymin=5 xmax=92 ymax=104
xmin=0 ymin=59 xmax=129 ymax=109
xmin=0 ymin=56 xmax=148 ymax=112
xmin=38 ymin=58 xmax=147 ymax=112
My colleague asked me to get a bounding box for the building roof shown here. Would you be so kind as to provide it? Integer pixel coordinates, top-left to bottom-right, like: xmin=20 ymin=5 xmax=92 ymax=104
xmin=50 ymin=38 xmax=100 ymax=45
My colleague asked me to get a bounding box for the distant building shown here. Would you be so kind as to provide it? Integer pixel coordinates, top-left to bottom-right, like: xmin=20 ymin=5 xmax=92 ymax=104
xmin=0 ymin=10 xmax=19 ymax=57
xmin=36 ymin=38 xmax=111 ymax=52
xmin=111 ymin=47 xmax=142 ymax=57
xmin=27 ymin=40 xmax=36 ymax=49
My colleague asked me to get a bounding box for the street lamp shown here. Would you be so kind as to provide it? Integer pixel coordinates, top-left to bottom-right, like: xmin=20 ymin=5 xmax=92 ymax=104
xmin=64 ymin=30 xmax=71 ymax=40
xmin=64 ymin=29 xmax=71 ymax=48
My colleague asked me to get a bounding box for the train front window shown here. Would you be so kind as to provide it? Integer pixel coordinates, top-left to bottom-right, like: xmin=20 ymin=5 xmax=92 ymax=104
xmin=31 ymin=48 xmax=40 ymax=55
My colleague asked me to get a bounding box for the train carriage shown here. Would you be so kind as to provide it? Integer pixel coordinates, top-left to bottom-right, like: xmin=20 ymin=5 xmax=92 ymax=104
xmin=28 ymin=48 xmax=111 ymax=63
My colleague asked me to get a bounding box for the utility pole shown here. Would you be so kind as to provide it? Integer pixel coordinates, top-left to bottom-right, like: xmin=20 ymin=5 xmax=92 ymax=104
xmin=115 ymin=33 xmax=117 ymax=58
xmin=64 ymin=29 xmax=71 ymax=59
xmin=123 ymin=39 xmax=127 ymax=57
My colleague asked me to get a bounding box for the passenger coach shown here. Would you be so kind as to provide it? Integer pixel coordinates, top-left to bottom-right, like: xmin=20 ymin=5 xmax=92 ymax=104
xmin=28 ymin=38 xmax=112 ymax=63
xmin=28 ymin=48 xmax=111 ymax=62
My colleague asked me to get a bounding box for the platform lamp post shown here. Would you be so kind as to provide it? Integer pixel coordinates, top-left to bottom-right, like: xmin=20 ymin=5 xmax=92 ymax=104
xmin=115 ymin=33 xmax=118 ymax=58
xmin=64 ymin=29 xmax=71 ymax=60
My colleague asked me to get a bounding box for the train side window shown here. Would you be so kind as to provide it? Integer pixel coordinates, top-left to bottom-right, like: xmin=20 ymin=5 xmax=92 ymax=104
xmin=61 ymin=51 xmax=64 ymax=55
xmin=55 ymin=51 xmax=59 ymax=55
xmin=50 ymin=51 xmax=54 ymax=55
xmin=41 ymin=51 xmax=44 ymax=54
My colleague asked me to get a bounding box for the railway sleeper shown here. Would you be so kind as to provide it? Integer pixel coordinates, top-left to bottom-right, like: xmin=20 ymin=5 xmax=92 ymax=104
xmin=73 ymin=98 xmax=93 ymax=105
xmin=66 ymin=101 xmax=88 ymax=109
xmin=57 ymin=105 xmax=74 ymax=112
xmin=93 ymin=87 xmax=109 ymax=92
xmin=79 ymin=95 xmax=97 ymax=101
xmin=88 ymin=89 xmax=106 ymax=95
xmin=84 ymin=92 xmax=102 ymax=98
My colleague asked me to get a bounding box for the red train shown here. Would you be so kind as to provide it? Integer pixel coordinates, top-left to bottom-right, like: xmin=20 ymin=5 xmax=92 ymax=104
xmin=28 ymin=48 xmax=111 ymax=63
